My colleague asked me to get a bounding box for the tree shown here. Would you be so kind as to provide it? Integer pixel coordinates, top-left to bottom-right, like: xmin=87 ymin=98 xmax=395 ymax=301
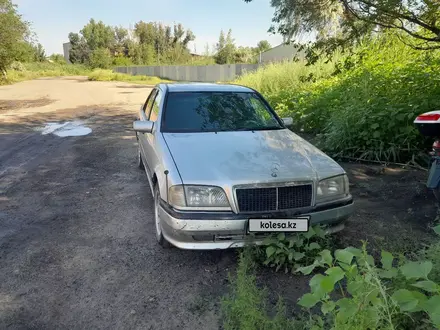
xmin=80 ymin=19 xmax=115 ymax=51
xmin=245 ymin=0 xmax=440 ymax=50
xmin=114 ymin=26 xmax=129 ymax=56
xmin=89 ymin=48 xmax=112 ymax=69
xmin=257 ymin=40 xmax=271 ymax=53
xmin=0 ymin=0 xmax=30 ymax=79
xmin=68 ymin=32 xmax=90 ymax=64
xmin=33 ymin=43 xmax=45 ymax=62
xmin=215 ymin=29 xmax=236 ymax=64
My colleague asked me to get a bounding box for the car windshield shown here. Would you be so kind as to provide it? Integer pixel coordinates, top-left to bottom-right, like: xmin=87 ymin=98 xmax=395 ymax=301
xmin=162 ymin=91 xmax=283 ymax=132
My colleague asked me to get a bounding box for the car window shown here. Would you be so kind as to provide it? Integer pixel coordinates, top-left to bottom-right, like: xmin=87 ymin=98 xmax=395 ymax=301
xmin=162 ymin=92 xmax=283 ymax=132
xmin=143 ymin=89 xmax=157 ymax=119
xmin=149 ymin=89 xmax=162 ymax=122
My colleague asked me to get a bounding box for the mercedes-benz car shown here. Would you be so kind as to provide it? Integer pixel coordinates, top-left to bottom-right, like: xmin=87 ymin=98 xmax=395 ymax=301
xmin=133 ymin=83 xmax=354 ymax=250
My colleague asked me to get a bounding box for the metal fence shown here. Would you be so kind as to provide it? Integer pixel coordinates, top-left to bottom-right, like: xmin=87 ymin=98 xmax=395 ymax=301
xmin=113 ymin=64 xmax=260 ymax=82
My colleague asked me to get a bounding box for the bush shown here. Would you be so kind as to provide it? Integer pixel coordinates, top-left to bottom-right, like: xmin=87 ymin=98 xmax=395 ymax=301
xmin=9 ymin=61 xmax=25 ymax=71
xmin=113 ymin=56 xmax=133 ymax=67
xmin=87 ymin=69 xmax=170 ymax=85
xmin=235 ymin=34 xmax=440 ymax=162
xmin=89 ymin=48 xmax=112 ymax=69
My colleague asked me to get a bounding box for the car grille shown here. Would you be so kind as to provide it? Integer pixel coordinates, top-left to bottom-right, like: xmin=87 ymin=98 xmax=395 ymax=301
xmin=235 ymin=184 xmax=313 ymax=212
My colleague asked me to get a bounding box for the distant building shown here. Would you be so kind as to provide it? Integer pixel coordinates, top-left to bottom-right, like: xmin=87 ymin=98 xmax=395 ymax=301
xmin=259 ymin=43 xmax=305 ymax=64
xmin=63 ymin=42 xmax=72 ymax=63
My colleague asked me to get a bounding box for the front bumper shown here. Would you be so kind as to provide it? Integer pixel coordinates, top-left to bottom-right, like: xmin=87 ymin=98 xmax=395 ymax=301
xmin=158 ymin=197 xmax=354 ymax=250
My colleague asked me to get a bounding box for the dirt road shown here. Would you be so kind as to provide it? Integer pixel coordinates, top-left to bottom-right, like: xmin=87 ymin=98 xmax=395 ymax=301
xmin=0 ymin=77 xmax=437 ymax=329
xmin=0 ymin=77 xmax=233 ymax=330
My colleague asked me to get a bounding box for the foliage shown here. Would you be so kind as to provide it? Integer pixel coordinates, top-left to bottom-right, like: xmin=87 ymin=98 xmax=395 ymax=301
xmin=32 ymin=43 xmax=45 ymax=62
xmin=0 ymin=0 xmax=30 ymax=77
xmin=259 ymin=226 xmax=330 ymax=273
xmin=297 ymin=232 xmax=440 ymax=329
xmin=221 ymin=248 xmax=307 ymax=330
xmin=244 ymin=0 xmax=440 ymax=52
xmin=89 ymin=48 xmax=112 ymax=69
xmin=236 ymin=34 xmax=440 ymax=162
xmin=215 ymin=29 xmax=236 ymax=64
xmin=2 ymin=62 xmax=90 ymax=85
xmin=257 ymin=40 xmax=272 ymax=53
xmin=49 ymin=54 xmax=66 ymax=64
xmin=87 ymin=69 xmax=171 ymax=85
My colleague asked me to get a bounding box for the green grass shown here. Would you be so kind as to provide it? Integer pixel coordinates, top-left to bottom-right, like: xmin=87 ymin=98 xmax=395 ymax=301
xmin=2 ymin=62 xmax=170 ymax=86
xmin=235 ymin=34 xmax=440 ymax=163
xmin=87 ymin=69 xmax=171 ymax=84
xmin=221 ymin=248 xmax=308 ymax=330
xmin=3 ymin=62 xmax=91 ymax=85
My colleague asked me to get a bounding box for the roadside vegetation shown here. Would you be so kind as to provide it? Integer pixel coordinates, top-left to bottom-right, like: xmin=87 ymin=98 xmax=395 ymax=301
xmin=235 ymin=34 xmax=440 ymax=164
xmin=222 ymin=226 xmax=440 ymax=330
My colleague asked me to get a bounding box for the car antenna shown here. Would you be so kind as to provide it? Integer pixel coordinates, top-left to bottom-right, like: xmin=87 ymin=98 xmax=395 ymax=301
xmin=164 ymin=170 xmax=169 ymax=205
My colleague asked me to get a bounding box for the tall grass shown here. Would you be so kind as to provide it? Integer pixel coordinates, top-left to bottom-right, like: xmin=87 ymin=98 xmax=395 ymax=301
xmin=235 ymin=34 xmax=440 ymax=163
xmin=3 ymin=62 xmax=91 ymax=84
xmin=87 ymin=69 xmax=171 ymax=84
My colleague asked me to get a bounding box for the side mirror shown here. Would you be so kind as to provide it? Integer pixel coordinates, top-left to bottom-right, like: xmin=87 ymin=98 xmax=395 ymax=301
xmin=282 ymin=117 xmax=293 ymax=126
xmin=133 ymin=120 xmax=154 ymax=133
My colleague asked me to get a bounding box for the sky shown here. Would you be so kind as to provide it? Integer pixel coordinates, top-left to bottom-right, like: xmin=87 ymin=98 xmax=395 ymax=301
xmin=14 ymin=0 xmax=284 ymax=56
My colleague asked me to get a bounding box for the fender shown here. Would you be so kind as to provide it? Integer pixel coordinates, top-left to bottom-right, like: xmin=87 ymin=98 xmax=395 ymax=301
xmin=427 ymin=157 xmax=440 ymax=189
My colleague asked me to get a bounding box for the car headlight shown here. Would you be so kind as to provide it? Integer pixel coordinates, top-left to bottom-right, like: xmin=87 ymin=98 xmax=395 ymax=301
xmin=168 ymin=185 xmax=231 ymax=210
xmin=316 ymin=175 xmax=349 ymax=203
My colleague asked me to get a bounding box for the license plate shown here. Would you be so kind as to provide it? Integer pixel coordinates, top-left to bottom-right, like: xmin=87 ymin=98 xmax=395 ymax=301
xmin=248 ymin=217 xmax=309 ymax=232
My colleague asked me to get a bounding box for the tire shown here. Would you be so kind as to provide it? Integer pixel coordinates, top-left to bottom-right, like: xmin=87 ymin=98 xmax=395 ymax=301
xmin=433 ymin=188 xmax=440 ymax=204
xmin=154 ymin=185 xmax=171 ymax=248
xmin=137 ymin=142 xmax=144 ymax=170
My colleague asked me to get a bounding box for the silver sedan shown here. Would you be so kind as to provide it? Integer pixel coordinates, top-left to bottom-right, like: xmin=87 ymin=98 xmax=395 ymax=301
xmin=133 ymin=83 xmax=354 ymax=250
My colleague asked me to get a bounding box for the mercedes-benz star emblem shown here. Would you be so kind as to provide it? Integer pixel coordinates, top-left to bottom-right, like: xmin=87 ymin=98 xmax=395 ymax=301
xmin=271 ymin=162 xmax=280 ymax=177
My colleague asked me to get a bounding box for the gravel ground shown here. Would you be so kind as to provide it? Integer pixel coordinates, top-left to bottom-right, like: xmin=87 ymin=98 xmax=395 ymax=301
xmin=0 ymin=77 xmax=438 ymax=330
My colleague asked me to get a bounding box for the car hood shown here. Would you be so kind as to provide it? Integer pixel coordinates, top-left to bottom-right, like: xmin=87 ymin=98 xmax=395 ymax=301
xmin=163 ymin=129 xmax=344 ymax=185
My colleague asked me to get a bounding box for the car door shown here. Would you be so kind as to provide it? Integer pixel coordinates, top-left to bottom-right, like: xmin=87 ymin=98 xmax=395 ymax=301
xmin=142 ymin=88 xmax=163 ymax=174
xmin=138 ymin=89 xmax=157 ymax=177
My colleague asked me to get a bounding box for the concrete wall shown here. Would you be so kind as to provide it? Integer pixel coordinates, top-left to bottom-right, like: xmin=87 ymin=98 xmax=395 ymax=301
xmin=113 ymin=64 xmax=260 ymax=82
xmin=260 ymin=43 xmax=305 ymax=64
xmin=63 ymin=42 xmax=72 ymax=64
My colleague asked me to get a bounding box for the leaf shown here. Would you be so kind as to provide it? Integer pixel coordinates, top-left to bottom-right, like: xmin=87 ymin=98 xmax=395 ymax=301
xmin=308 ymin=242 xmax=321 ymax=250
xmin=310 ymin=274 xmax=326 ymax=294
xmin=392 ymin=289 xmax=419 ymax=312
xmin=423 ymin=296 xmax=440 ymax=326
xmin=297 ymin=262 xmax=318 ymax=275
xmin=266 ymin=246 xmax=276 ymax=258
xmin=325 ymin=267 xmax=345 ymax=283
xmin=411 ymin=280 xmax=439 ymax=293
xmin=381 ymin=251 xmax=394 ymax=270
xmin=314 ymin=226 xmax=327 ymax=238
xmin=321 ymin=301 xmax=335 ymax=315
xmin=347 ymin=281 xmax=362 ymax=295
xmin=344 ymin=247 xmax=362 ymax=257
xmin=400 ymin=261 xmax=433 ymax=280
xmin=335 ymin=249 xmax=354 ymax=265
xmin=294 ymin=252 xmax=305 ymax=261
xmin=319 ymin=249 xmax=333 ymax=266
xmin=373 ymin=131 xmax=380 ymax=138
xmin=378 ymin=268 xmax=398 ymax=279
xmin=433 ymin=225 xmax=440 ymax=236
xmin=277 ymin=233 xmax=285 ymax=241
xmin=336 ymin=298 xmax=357 ymax=322
xmin=303 ymin=226 xmax=316 ymax=239
xmin=298 ymin=293 xmax=320 ymax=308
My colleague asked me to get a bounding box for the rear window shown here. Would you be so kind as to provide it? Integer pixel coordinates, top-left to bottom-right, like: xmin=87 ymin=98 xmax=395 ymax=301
xmin=161 ymin=92 xmax=283 ymax=132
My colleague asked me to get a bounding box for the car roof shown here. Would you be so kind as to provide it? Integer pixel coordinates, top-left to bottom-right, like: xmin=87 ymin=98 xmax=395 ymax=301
xmin=159 ymin=82 xmax=255 ymax=93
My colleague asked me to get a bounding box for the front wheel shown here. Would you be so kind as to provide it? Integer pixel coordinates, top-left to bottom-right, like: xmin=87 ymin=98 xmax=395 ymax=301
xmin=137 ymin=142 xmax=144 ymax=170
xmin=154 ymin=185 xmax=171 ymax=248
xmin=433 ymin=188 xmax=440 ymax=203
